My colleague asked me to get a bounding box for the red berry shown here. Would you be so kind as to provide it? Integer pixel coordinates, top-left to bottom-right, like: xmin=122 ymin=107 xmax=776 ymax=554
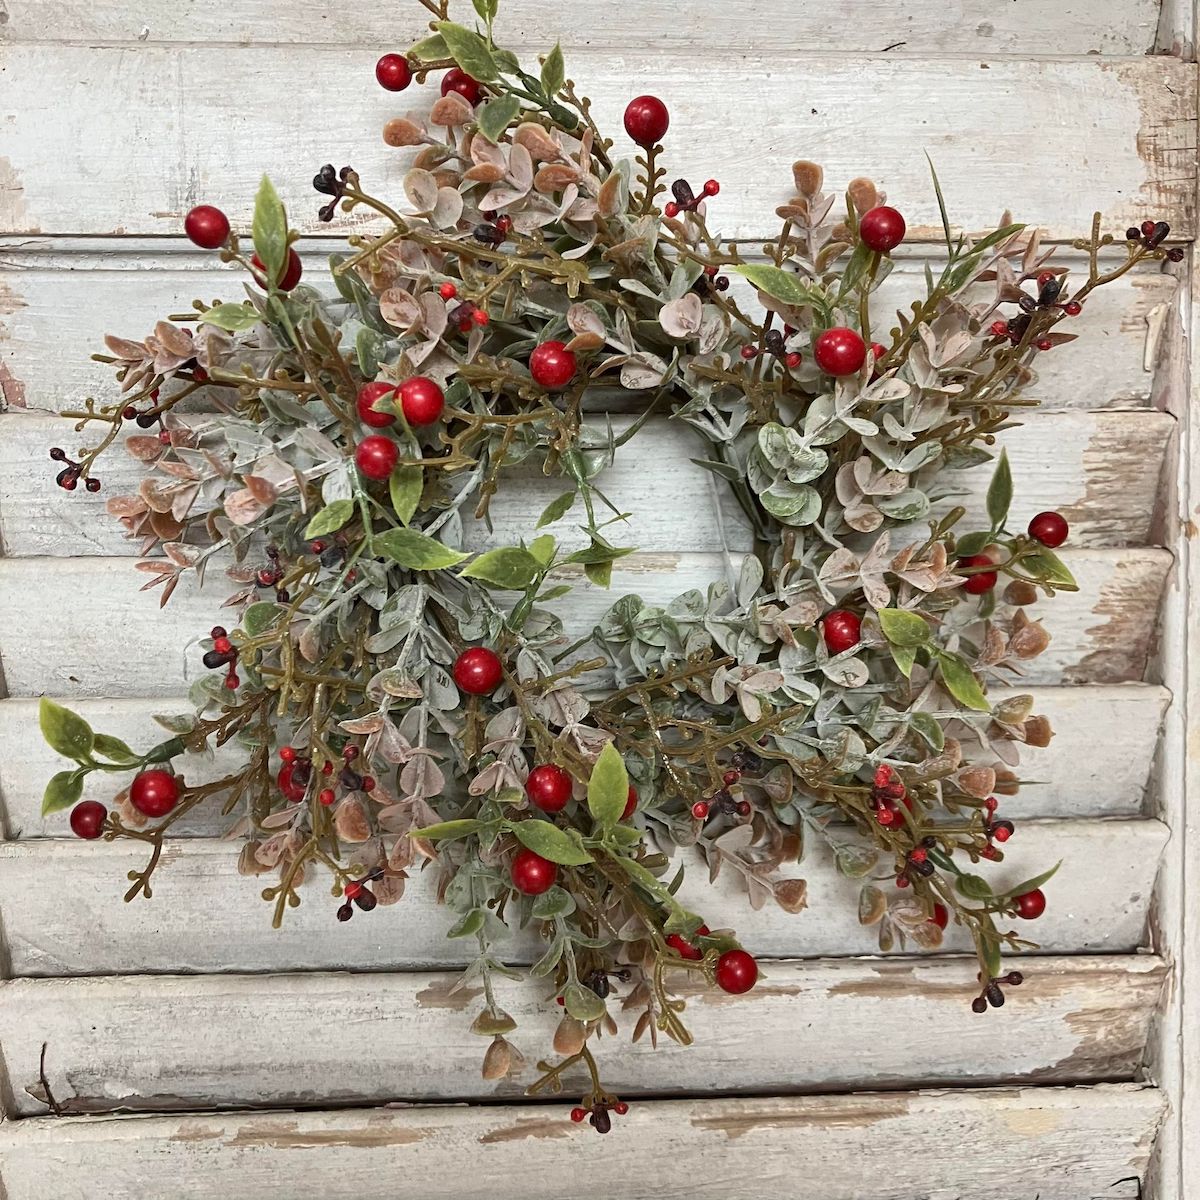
xmin=1028 ymin=511 xmax=1068 ymax=548
xmin=361 ymin=776 xmax=376 ymax=792
xmin=871 ymin=342 xmax=887 ymax=361
xmin=992 ymin=824 xmax=1012 ymax=843
xmin=663 ymin=201 xmax=680 ymax=219
xmin=442 ymin=67 xmax=481 ymax=105
xmin=319 ymin=788 xmax=336 ymax=806
xmin=277 ymin=762 xmax=307 ymax=802
xmin=453 ymin=646 xmax=504 ymax=695
xmin=813 ymin=327 xmax=867 ymax=376
xmin=375 ymin=53 xmax=412 ymax=92
xmin=822 ymin=609 xmax=861 ymax=655
xmin=691 ymin=800 xmax=710 ymax=820
xmin=1064 ymin=301 xmax=1082 ymax=316
xmin=739 ymin=344 xmax=757 ymax=360
xmin=355 ymin=435 xmax=399 ymax=480
xmin=623 ymin=95 xmax=669 ymax=148
xmin=279 ymin=746 xmax=297 ymax=763
xmin=570 ymin=1107 xmax=587 ymax=1123
xmin=439 ymin=282 xmax=458 ymax=300
xmin=1014 ymin=888 xmax=1046 ymax=919
xmin=356 ymin=381 xmax=397 ymax=428
xmin=723 ymin=770 xmax=740 ymax=786
xmin=1141 ymin=219 xmax=1157 ymax=237
xmin=130 ymin=769 xmax=180 ymax=818
xmin=930 ymin=902 xmax=949 ymax=930
xmin=70 ymin=800 xmax=107 ymax=840
xmin=251 ymin=248 xmax=303 ymax=292
xmin=736 ymin=799 xmax=752 ymax=817
xmin=990 ymin=320 xmax=1009 ymax=337
xmin=511 ymin=848 xmax=557 ymax=895
xmin=702 ymin=179 xmax=720 ymax=197
xmin=184 ymin=205 xmax=230 ymax=249
xmin=399 ymin=376 xmax=445 ymax=427
xmin=213 ymin=636 xmax=234 ymax=655
xmin=472 ymin=308 xmax=490 ymax=326
xmin=859 ymin=205 xmax=907 ymax=253
xmin=715 ymin=949 xmax=758 ymax=994
xmin=525 ymin=764 xmax=574 ymax=813
xmin=614 ymin=1101 xmax=629 ymax=1116
xmin=529 ymin=340 xmax=577 ymax=390
xmin=958 ymin=553 xmax=998 ymax=595
xmin=985 ymin=796 xmax=999 ymax=813
xmin=1037 ymin=269 xmax=1057 ymax=288
xmin=784 ymin=352 xmax=803 ymax=369
xmin=1036 ymin=338 xmax=1053 ymax=351
xmin=495 ymin=215 xmax=513 ymax=235
xmin=622 ymin=785 xmax=638 ymax=820
xmin=666 ymin=932 xmax=703 ymax=961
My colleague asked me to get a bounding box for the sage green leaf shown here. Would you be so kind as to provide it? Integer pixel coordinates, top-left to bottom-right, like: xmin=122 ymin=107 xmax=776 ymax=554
xmin=908 ymin=712 xmax=945 ymax=752
xmin=956 ymin=872 xmax=993 ymax=900
xmin=435 ymin=20 xmax=500 ymax=80
xmin=510 ymin=819 xmax=593 ymax=865
xmin=243 ymin=602 xmax=282 ymax=636
xmin=562 ymin=981 xmax=606 ymax=1022
xmin=1022 ymin=549 xmax=1077 ymax=589
xmin=41 ymin=768 xmax=85 ymax=816
xmin=971 ymin=222 xmax=1025 ymax=255
xmin=471 ymin=0 xmax=499 ymax=20
xmin=955 ymin=530 xmax=990 ymax=557
xmin=691 ymin=458 xmax=741 ymax=482
xmin=982 ymin=934 xmax=1004 ymax=982
xmin=476 ymin=93 xmax=522 ymax=143
xmin=197 ymin=302 xmax=261 ymax=332
xmin=251 ymin=175 xmax=288 ymax=288
xmin=528 ymin=534 xmax=556 ymax=565
xmin=303 ymin=499 xmax=354 ymax=539
xmin=540 ymin=42 xmax=565 ymax=97
xmin=890 ymin=643 xmax=917 ymax=679
xmin=877 ymin=608 xmax=930 ymax=648
xmin=734 ymin=264 xmax=829 ymax=312
xmin=995 ymin=861 xmax=1061 ymax=902
xmin=92 ymin=733 xmax=140 ymax=764
xmin=410 ymin=818 xmax=483 ymax=841
xmin=986 ymin=448 xmax=1012 ymax=529
xmin=537 ymin=490 xmax=576 ymax=528
xmin=39 ymin=698 xmax=95 ymax=762
xmin=389 ymin=464 xmax=424 ymax=526
xmin=584 ymin=560 xmax=612 ymax=587
xmin=409 ymin=32 xmax=449 ymax=61
xmin=446 ymin=909 xmax=486 ymax=938
xmin=936 ymin=651 xmax=990 ymax=712
xmin=460 ymin=546 xmax=542 ymax=590
xmin=531 ymin=885 xmax=576 ymax=920
xmin=587 ymin=741 xmax=628 ymax=830
xmin=375 ymin=528 xmax=469 ymax=571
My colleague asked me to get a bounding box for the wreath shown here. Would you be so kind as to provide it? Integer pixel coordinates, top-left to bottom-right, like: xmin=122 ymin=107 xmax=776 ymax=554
xmin=37 ymin=0 xmax=1179 ymax=1133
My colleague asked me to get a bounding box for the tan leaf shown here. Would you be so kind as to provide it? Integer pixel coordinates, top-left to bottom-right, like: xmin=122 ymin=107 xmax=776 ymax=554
xmin=597 ymin=170 xmax=626 ymax=218
xmin=1003 ymin=579 xmax=1039 ymax=607
xmin=464 ymin=162 xmax=505 ymax=183
xmin=430 ymin=93 xmax=473 ymax=127
xmin=792 ymin=160 xmax=823 ymax=198
xmin=223 ymin=487 xmax=269 ymax=526
xmin=553 ymin=1016 xmax=586 ymax=1056
xmin=1009 ymin=611 xmax=1051 ymax=659
xmin=1024 ymin=714 xmax=1054 ymax=748
xmin=333 ymin=795 xmax=372 ymax=843
xmin=243 ymin=475 xmax=279 ymax=505
xmin=774 ymin=877 xmax=808 ymax=914
xmin=513 ymin=122 xmax=561 ymax=161
xmin=481 ymin=1037 xmax=513 ymax=1081
xmin=956 ymin=766 xmax=996 ymax=799
xmin=383 ymin=117 xmax=425 ymax=148
xmin=533 ymin=163 xmax=580 ymax=194
xmin=104 ymin=334 xmax=150 ymax=361
xmin=846 ymin=177 xmax=878 ymax=215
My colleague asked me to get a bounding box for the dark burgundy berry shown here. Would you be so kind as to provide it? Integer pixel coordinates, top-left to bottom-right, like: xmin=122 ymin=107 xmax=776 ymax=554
xmin=375 ymin=53 xmax=412 ymax=92
xmin=49 ymin=447 xmax=67 ymax=461
xmin=337 ymin=902 xmax=354 ymax=922
xmin=1014 ymin=888 xmax=1046 ymax=919
xmin=715 ymin=949 xmax=758 ymax=994
xmin=858 ymin=205 xmax=907 ymax=253
xmin=529 ymin=341 xmax=577 ymax=390
xmin=184 ymin=205 xmax=230 ymax=249
xmin=453 ymin=646 xmax=504 ymax=695
xmin=623 ymin=95 xmax=669 ymax=148
xmin=822 ymin=609 xmax=861 ymax=655
xmin=813 ymin=327 xmax=867 ymax=376
xmin=1028 ymin=510 xmax=1068 ymax=548
xmin=70 ymin=800 xmax=107 ymax=839
xmin=442 ymin=67 xmax=482 ymax=105
xmin=525 ymin=764 xmax=573 ymax=813
xmin=971 ymin=995 xmax=988 ymax=1013
xmin=130 ymin=769 xmax=180 ymax=818
xmin=251 ymin=248 xmax=303 ymax=292
xmin=958 ymin=553 xmax=998 ymax=595
xmin=85 ymin=477 xmax=101 ymax=492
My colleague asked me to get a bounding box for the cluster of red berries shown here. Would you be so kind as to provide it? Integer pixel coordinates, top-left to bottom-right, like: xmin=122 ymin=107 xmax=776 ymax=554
xmin=663 ymin=176 xmax=719 ymax=220
xmin=69 ymin=767 xmax=182 ymax=839
xmin=48 ymin=446 xmax=101 ymax=493
xmin=375 ymin=52 xmax=483 ymax=106
xmin=988 ymin=269 xmax=1081 ymax=350
xmin=1126 ymin=217 xmax=1184 ymax=262
xmin=354 ymin=376 xmax=447 ymax=480
xmin=982 ymin=795 xmax=1015 ymax=853
xmin=336 ymin=866 xmax=385 ymax=922
xmin=872 ymin=763 xmax=911 ymax=827
xmin=698 ymin=264 xmax=731 ymax=295
xmin=663 ymin=927 xmax=758 ymax=994
xmin=202 ymin=624 xmax=241 ymax=690
xmin=279 ymin=743 xmax=375 ymax=808
xmin=740 ymin=326 xmax=804 ymax=370
xmin=956 ymin=510 xmax=1069 ymax=596
xmin=690 ymin=766 xmax=753 ymax=823
xmin=570 ymin=1096 xmax=630 ymax=1134
xmin=473 ymin=211 xmax=514 ymax=247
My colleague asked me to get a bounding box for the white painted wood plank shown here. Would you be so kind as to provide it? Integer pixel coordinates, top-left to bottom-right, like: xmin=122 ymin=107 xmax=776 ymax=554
xmin=0 ymin=1085 xmax=1165 ymax=1200
xmin=0 ymin=549 xmax=1171 ymax=697
xmin=0 ymin=0 xmax=1164 ymax=55
xmin=0 ymin=248 xmax=1172 ymax=415
xmin=0 ymin=409 xmax=1173 ymax=557
xmin=0 ymin=956 xmax=1165 ymax=1116
xmin=0 ymin=819 xmax=1166 ymax=975
xmin=0 ymin=50 xmax=1192 ymax=239
xmin=0 ymin=685 xmax=1166 ymax=837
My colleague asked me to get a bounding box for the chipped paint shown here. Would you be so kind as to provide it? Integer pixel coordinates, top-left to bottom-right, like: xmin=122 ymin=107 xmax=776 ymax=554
xmin=477 ymin=1117 xmax=573 ymax=1144
xmin=1000 ymin=1105 xmax=1065 ymax=1137
xmin=0 ymin=156 xmax=29 ymax=230
xmin=225 ymin=1118 xmax=427 ymax=1149
xmin=693 ymin=1099 xmax=909 ymax=1139
xmin=414 ymin=978 xmax=484 ymax=1012
xmin=0 ymin=359 xmax=27 ymax=408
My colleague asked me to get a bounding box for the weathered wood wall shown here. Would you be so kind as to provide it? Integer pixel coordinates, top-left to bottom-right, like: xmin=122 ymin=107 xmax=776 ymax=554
xmin=0 ymin=2 xmax=1193 ymax=1196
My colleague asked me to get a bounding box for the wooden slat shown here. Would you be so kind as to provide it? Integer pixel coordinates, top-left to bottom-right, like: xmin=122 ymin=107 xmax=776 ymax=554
xmin=0 ymin=819 xmax=1166 ymax=976
xmin=0 ymin=409 xmax=1174 ymax=557
xmin=0 ymin=549 xmax=1171 ymax=697
xmin=0 ymin=685 xmax=1166 ymax=837
xmin=0 ymin=1085 xmax=1165 ymax=1200
xmin=0 ymin=248 xmax=1173 ymax=415
xmin=0 ymin=50 xmax=1192 ymax=240
xmin=0 ymin=956 xmax=1165 ymax=1116
xmin=0 ymin=0 xmax=1164 ymax=55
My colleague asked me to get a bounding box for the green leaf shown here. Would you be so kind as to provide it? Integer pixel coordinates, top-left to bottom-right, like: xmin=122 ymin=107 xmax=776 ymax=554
xmin=476 ymin=93 xmax=522 ymax=143
xmin=471 ymin=0 xmax=499 ymax=20
xmin=986 ymin=448 xmax=1012 ymax=530
xmin=691 ymin=458 xmax=742 ymax=482
xmin=410 ymin=818 xmax=483 ymax=841
xmin=460 ymin=546 xmax=542 ymax=590
xmin=936 ymin=651 xmax=990 ymax=712
xmin=564 ymin=540 xmax=635 ymax=566
xmin=536 ymin=490 xmax=576 ymax=528
xmin=971 ymin=222 xmax=1025 ymax=255
xmin=251 ymin=175 xmax=289 ymax=288
xmin=955 ymin=530 xmax=990 ymax=557
xmin=528 ymin=534 xmax=556 ymax=565
xmin=1022 ymin=550 xmax=1077 ymax=589
xmin=91 ymin=733 xmax=140 ymax=764
xmin=540 ymin=42 xmax=565 ymax=97
xmin=375 ymin=527 xmax=469 ymax=571
xmin=982 ymin=935 xmax=1004 ymax=981
xmin=956 ymin=872 xmax=994 ymax=901
xmin=587 ymin=741 xmax=628 ymax=831
xmin=197 ymin=302 xmax=261 ymax=332
xmin=877 ymin=608 xmax=931 ymax=648
xmin=562 ymin=981 xmax=606 ymax=1022
xmin=584 ymin=560 xmax=612 ymax=587
xmin=531 ymin=885 xmax=576 ymax=920
xmin=409 ymin=32 xmax=449 ymax=61
xmin=41 ymin=768 xmax=85 ymax=816
xmin=734 ymin=264 xmax=829 ymax=312
xmin=890 ymin=643 xmax=917 ymax=679
xmin=243 ymin=601 xmax=282 ymax=636
xmin=925 ymin=153 xmax=954 ymax=256
xmin=510 ymin=819 xmax=593 ymax=865
xmin=995 ymin=861 xmax=1061 ymax=902
xmin=447 ymin=909 xmax=486 ymax=938
xmin=908 ymin=712 xmax=945 ymax=752
xmin=39 ymin=698 xmax=95 ymax=762
xmin=303 ymin=499 xmax=354 ymax=539
xmin=434 ymin=20 xmax=500 ymax=80
xmin=388 ymin=464 xmax=424 ymax=526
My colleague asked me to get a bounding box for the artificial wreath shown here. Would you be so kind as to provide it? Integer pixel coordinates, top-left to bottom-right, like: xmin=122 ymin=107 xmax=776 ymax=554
xmin=38 ymin=0 xmax=1180 ymax=1133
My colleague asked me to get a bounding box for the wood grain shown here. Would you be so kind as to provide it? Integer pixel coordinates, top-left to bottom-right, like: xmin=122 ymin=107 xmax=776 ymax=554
xmin=0 ymin=955 xmax=1166 ymax=1116
xmin=0 ymin=1085 xmax=1165 ymax=1200
xmin=0 ymin=819 xmax=1166 ymax=976
xmin=0 ymin=0 xmax=1165 ymax=55
xmin=0 ymin=50 xmax=1192 ymax=239
xmin=0 ymin=247 xmax=1174 ymax=415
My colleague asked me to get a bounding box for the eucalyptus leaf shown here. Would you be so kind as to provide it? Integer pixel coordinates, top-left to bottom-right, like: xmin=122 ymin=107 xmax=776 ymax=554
xmin=243 ymin=602 xmax=282 ymax=636
xmin=562 ymin=982 xmax=606 ymax=1022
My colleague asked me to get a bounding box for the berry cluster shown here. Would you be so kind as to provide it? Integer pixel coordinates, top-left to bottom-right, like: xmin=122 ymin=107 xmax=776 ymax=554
xmin=663 ymin=176 xmax=719 ymax=220
xmin=202 ymin=624 xmax=241 ymax=691
xmin=48 ymin=447 xmax=101 ymax=492
xmin=336 ymin=867 xmax=386 ymax=921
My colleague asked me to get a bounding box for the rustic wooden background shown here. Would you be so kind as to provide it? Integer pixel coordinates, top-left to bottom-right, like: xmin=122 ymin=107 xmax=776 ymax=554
xmin=0 ymin=2 xmax=1197 ymax=1196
